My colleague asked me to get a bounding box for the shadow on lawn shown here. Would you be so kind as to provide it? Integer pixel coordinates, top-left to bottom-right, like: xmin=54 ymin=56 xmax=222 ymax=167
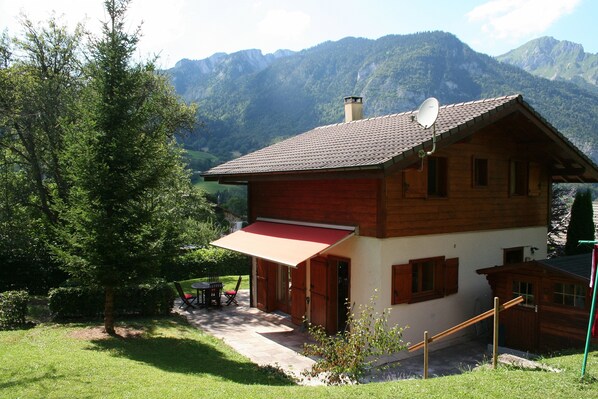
xmin=87 ymin=334 xmax=295 ymax=386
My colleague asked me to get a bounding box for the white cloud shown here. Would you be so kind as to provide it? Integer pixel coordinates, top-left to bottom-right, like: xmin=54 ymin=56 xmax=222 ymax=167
xmin=257 ymin=9 xmax=311 ymax=40
xmin=467 ymin=0 xmax=581 ymax=39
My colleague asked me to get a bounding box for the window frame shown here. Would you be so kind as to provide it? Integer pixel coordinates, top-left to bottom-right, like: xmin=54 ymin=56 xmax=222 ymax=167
xmin=553 ymin=282 xmax=586 ymax=309
xmin=472 ymin=157 xmax=489 ymax=188
xmin=427 ymin=156 xmax=448 ymax=197
xmin=503 ymin=247 xmax=524 ymax=264
xmin=509 ymin=159 xmax=528 ymax=196
xmin=512 ymin=279 xmax=535 ymax=308
xmin=392 ymin=256 xmax=459 ymax=305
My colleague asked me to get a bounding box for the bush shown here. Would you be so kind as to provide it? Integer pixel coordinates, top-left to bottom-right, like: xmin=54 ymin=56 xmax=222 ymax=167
xmin=303 ymin=292 xmax=407 ymax=385
xmin=161 ymin=247 xmax=250 ymax=282
xmin=0 ymin=290 xmax=29 ymax=330
xmin=48 ymin=279 xmax=175 ymax=319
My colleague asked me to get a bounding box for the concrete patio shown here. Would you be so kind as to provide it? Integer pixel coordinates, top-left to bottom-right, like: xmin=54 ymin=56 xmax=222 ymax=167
xmin=175 ymin=290 xmax=320 ymax=384
xmin=175 ymin=289 xmax=493 ymax=385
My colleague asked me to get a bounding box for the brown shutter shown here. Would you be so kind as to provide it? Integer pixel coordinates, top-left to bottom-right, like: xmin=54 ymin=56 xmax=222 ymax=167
xmin=403 ymin=165 xmax=427 ymax=199
xmin=445 ymin=257 xmax=459 ymax=296
xmin=528 ymin=162 xmax=541 ymax=196
xmin=392 ymin=263 xmax=412 ymax=304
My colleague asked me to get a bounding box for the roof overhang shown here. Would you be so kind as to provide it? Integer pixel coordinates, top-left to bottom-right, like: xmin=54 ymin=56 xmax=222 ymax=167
xmin=210 ymin=218 xmax=356 ymax=267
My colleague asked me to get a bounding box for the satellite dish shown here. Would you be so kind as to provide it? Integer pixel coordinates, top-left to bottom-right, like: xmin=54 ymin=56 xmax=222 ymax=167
xmin=416 ymin=97 xmax=439 ymax=129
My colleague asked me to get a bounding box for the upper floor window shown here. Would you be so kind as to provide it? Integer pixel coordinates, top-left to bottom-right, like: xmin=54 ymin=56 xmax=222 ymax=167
xmin=473 ymin=158 xmax=488 ymax=187
xmin=509 ymin=160 xmax=527 ymax=196
xmin=427 ymin=157 xmax=447 ymax=197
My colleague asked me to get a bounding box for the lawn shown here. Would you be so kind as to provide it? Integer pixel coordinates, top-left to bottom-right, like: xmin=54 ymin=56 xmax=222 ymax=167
xmin=1 ymin=314 xmax=597 ymax=398
xmin=175 ymin=275 xmax=250 ymax=295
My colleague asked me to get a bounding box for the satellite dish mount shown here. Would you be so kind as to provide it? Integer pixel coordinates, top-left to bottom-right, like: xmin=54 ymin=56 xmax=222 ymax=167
xmin=415 ymin=97 xmax=439 ymax=160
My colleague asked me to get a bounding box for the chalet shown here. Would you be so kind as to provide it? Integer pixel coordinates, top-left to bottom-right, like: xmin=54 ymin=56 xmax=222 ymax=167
xmin=477 ymin=253 xmax=596 ymax=352
xmin=202 ymin=94 xmax=598 ymax=350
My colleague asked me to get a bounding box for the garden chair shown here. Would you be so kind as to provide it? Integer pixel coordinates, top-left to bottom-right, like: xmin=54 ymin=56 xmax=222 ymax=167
xmin=174 ymin=282 xmax=196 ymax=310
xmin=224 ymin=276 xmax=242 ymax=306
xmin=206 ymin=282 xmax=223 ymax=308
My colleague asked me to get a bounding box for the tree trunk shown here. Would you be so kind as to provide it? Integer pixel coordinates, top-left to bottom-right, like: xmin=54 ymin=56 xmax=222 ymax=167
xmin=104 ymin=285 xmax=116 ymax=335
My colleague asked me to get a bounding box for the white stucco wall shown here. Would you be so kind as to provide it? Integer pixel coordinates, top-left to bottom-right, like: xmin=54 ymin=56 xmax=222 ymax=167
xmin=323 ymin=226 xmax=547 ymax=353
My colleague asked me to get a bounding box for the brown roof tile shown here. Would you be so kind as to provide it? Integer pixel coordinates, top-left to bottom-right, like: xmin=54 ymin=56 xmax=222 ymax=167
xmin=202 ymin=94 xmax=595 ymax=180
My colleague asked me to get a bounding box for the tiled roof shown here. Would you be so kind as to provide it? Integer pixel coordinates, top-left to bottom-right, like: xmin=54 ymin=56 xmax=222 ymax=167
xmin=201 ymin=94 xmax=592 ymax=179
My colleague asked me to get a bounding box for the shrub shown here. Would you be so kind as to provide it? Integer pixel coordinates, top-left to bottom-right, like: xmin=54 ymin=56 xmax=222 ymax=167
xmin=161 ymin=247 xmax=250 ymax=282
xmin=302 ymin=292 xmax=407 ymax=385
xmin=48 ymin=279 xmax=175 ymax=319
xmin=0 ymin=290 xmax=29 ymax=330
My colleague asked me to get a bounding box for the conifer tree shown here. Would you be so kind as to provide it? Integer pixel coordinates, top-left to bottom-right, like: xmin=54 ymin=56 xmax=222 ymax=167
xmin=565 ymin=188 xmax=595 ymax=256
xmin=54 ymin=0 xmax=198 ymax=334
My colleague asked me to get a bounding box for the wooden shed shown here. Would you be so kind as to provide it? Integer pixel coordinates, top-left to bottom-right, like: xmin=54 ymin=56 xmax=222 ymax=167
xmin=477 ymin=254 xmax=596 ymax=352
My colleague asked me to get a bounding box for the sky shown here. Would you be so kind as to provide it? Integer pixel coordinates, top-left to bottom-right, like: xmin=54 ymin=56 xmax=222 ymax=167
xmin=0 ymin=0 xmax=596 ymax=68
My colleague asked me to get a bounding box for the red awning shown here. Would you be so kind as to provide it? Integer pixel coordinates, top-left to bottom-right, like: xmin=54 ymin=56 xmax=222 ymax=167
xmin=210 ymin=220 xmax=355 ymax=267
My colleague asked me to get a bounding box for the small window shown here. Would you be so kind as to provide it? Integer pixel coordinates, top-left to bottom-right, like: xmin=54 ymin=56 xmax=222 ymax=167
xmin=428 ymin=157 xmax=447 ymax=197
xmin=473 ymin=158 xmax=488 ymax=187
xmin=504 ymin=247 xmax=524 ymax=264
xmin=509 ymin=160 xmax=527 ymax=196
xmin=412 ymin=259 xmax=436 ymax=294
xmin=553 ymin=283 xmax=585 ymax=308
xmin=392 ymin=257 xmax=459 ymax=304
xmin=513 ymin=280 xmax=534 ymax=307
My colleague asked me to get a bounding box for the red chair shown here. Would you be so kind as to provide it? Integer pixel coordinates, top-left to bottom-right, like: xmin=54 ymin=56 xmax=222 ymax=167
xmin=224 ymin=276 xmax=242 ymax=306
xmin=174 ymin=282 xmax=196 ymax=310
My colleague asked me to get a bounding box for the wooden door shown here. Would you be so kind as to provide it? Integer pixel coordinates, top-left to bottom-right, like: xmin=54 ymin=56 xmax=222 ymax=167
xmin=504 ymin=276 xmax=539 ymax=351
xmin=275 ymin=265 xmax=291 ymax=314
xmin=256 ymin=259 xmax=276 ymax=312
xmin=310 ymin=257 xmax=328 ymax=330
xmin=291 ymin=262 xmax=306 ymax=325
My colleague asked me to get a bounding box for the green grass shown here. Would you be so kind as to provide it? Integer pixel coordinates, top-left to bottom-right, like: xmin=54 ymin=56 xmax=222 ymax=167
xmin=1 ymin=315 xmax=597 ymax=398
xmin=193 ymin=176 xmax=232 ymax=194
xmin=184 ymin=149 xmax=219 ymax=162
xmin=175 ymin=275 xmax=250 ymax=294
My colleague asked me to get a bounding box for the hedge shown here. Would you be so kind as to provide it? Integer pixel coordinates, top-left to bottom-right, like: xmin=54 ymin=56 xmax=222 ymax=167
xmin=0 ymin=290 xmax=29 ymax=330
xmin=48 ymin=279 xmax=175 ymax=319
xmin=161 ymin=247 xmax=250 ymax=282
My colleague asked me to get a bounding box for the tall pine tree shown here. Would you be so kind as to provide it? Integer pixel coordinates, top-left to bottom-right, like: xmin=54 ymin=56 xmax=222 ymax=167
xmin=54 ymin=0 xmax=198 ymax=334
xmin=565 ymin=188 xmax=595 ymax=256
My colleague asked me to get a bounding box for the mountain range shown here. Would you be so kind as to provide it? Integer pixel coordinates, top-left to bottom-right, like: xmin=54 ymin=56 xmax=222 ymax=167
xmin=167 ymin=31 xmax=598 ymax=169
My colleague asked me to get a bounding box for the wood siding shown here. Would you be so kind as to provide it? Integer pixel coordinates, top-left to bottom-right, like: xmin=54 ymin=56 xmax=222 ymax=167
xmin=247 ymin=122 xmax=550 ymax=238
xmin=249 ymin=178 xmax=380 ymax=236
xmin=385 ymin=125 xmax=550 ymax=237
xmin=483 ymin=264 xmax=595 ymax=352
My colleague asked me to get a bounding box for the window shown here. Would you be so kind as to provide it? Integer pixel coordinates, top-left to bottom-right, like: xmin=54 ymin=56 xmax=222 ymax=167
xmin=553 ymin=283 xmax=586 ymax=308
xmin=512 ymin=280 xmax=534 ymax=307
xmin=392 ymin=257 xmax=458 ymax=304
xmin=412 ymin=259 xmax=436 ymax=294
xmin=427 ymin=157 xmax=447 ymax=197
xmin=504 ymin=247 xmax=524 ymax=264
xmin=473 ymin=158 xmax=488 ymax=187
xmin=509 ymin=160 xmax=527 ymax=196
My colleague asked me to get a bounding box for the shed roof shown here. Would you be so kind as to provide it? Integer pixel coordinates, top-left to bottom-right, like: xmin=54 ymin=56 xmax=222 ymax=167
xmin=203 ymin=94 xmax=598 ymax=183
xmin=477 ymin=253 xmax=592 ymax=282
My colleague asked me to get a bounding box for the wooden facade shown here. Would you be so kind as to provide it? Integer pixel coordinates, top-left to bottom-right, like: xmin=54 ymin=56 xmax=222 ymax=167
xmin=249 ymin=121 xmax=551 ymax=239
xmin=478 ymin=261 xmax=596 ymax=352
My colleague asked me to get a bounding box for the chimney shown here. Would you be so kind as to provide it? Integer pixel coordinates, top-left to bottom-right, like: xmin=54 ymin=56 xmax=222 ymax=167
xmin=344 ymin=96 xmax=363 ymax=122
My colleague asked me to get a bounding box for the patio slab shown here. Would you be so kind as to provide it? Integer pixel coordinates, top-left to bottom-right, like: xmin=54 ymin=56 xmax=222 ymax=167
xmin=175 ymin=290 xmax=321 ymax=384
xmin=176 ymin=289 xmax=493 ymax=385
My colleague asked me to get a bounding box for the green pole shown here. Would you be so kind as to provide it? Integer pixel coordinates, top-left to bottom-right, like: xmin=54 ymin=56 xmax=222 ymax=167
xmin=580 ymin=242 xmax=598 ymax=378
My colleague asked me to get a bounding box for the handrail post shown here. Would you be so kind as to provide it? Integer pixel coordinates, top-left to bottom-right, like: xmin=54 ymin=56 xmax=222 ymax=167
xmin=423 ymin=331 xmax=429 ymax=379
xmin=493 ymin=297 xmax=499 ymax=369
